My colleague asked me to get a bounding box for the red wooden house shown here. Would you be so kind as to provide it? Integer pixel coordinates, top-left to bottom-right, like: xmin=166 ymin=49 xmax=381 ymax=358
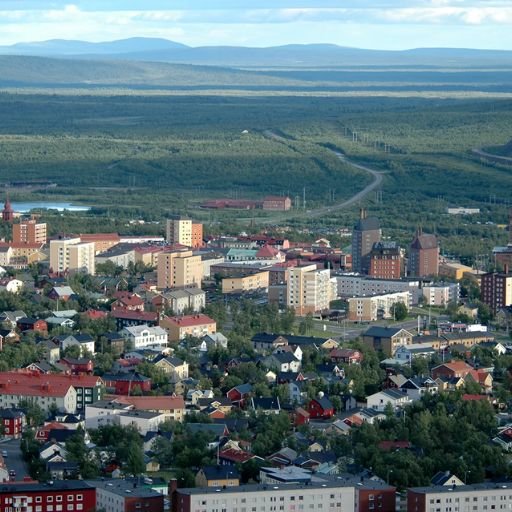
xmin=16 ymin=318 xmax=48 ymax=333
xmin=102 ymin=372 xmax=152 ymax=395
xmin=59 ymin=357 xmax=94 ymax=375
xmin=307 ymin=395 xmax=335 ymax=419
xmin=226 ymin=383 xmax=253 ymax=408
xmin=329 ymin=348 xmax=363 ymax=365
xmin=292 ymin=407 xmax=310 ymax=426
xmin=0 ymin=409 xmax=25 ymax=439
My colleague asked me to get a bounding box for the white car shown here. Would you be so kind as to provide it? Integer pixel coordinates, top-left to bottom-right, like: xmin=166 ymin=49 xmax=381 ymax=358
xmin=1 ymin=450 xmax=7 ymax=457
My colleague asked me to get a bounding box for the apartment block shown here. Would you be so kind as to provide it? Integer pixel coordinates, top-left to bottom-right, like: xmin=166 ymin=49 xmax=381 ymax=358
xmin=336 ymin=274 xmax=420 ymax=302
xmin=50 ymin=238 xmax=95 ymax=275
xmin=352 ymin=209 xmax=381 ymax=274
xmin=79 ymin=232 xmax=121 ymax=254
xmin=347 ymin=291 xmax=410 ymax=322
xmin=422 ymin=283 xmax=460 ymax=306
xmin=481 ymin=270 xmax=512 ymax=314
xmin=91 ymin=479 xmax=164 ymax=512
xmin=12 ymin=219 xmax=47 ymax=244
xmin=160 ymin=314 xmax=216 ymax=342
xmin=166 ymin=217 xmax=204 ymax=248
xmin=222 ymin=271 xmax=270 ymax=294
xmin=286 ymin=264 xmax=336 ymax=316
xmin=157 ymin=249 xmax=203 ymax=289
xmin=409 ymin=228 xmax=439 ymax=277
xmin=369 ymin=241 xmax=403 ymax=279
xmin=407 ymin=482 xmax=512 ymax=512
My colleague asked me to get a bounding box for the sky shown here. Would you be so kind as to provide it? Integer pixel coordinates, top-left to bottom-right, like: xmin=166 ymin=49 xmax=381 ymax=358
xmin=0 ymin=1 xmax=511 ymax=50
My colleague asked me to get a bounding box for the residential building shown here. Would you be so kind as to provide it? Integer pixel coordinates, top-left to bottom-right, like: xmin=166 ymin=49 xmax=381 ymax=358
xmin=96 ymin=243 xmax=136 ymax=268
xmin=409 ymin=228 xmax=439 ymax=277
xmin=166 ymin=217 xmax=204 ymax=248
xmin=109 ymin=396 xmax=185 ymax=423
xmin=111 ymin=291 xmax=145 ymax=312
xmin=0 ymin=408 xmax=25 ymax=438
xmin=347 ymin=291 xmax=410 ymax=322
xmin=57 ymin=333 xmax=96 ymax=356
xmin=12 ymin=219 xmax=47 ymax=244
xmin=481 ymin=269 xmax=512 ymax=314
xmin=102 ymin=372 xmax=152 ymax=395
xmin=0 ymin=480 xmax=96 ymax=512
xmin=111 ymin=310 xmax=159 ymax=330
xmin=262 ymin=196 xmax=292 ymax=211
xmin=17 ymin=317 xmax=48 ymax=333
xmin=153 ymin=355 xmax=189 ymax=383
xmin=407 ymin=482 xmax=512 ymax=512
xmin=172 ymin=480 xmax=356 ymax=512
xmin=308 ymin=395 xmax=335 ymax=419
xmin=91 ymin=478 xmax=164 ymax=512
xmin=79 ymin=232 xmax=121 ymax=254
xmin=335 ymin=274 xmax=420 ymax=302
xmin=117 ymin=410 xmax=168 ymax=435
xmin=439 ymin=261 xmax=475 ymax=280
xmin=422 ymin=283 xmax=460 ymax=306
xmin=369 ymin=241 xmax=403 ymax=279
xmin=352 ymin=208 xmax=381 ymax=274
xmin=49 ymin=237 xmax=96 ymax=275
xmin=161 ymin=314 xmax=216 ymax=342
xmin=157 ymin=288 xmax=205 ymax=314
xmin=195 ymin=466 xmax=241 ymax=487
xmin=222 ymin=271 xmax=269 ymax=294
xmin=120 ymin=324 xmax=168 ymax=350
xmin=0 ymin=241 xmax=45 ymax=268
xmin=366 ymin=389 xmax=410 ymax=411
xmin=157 ymin=249 xmax=203 ymax=289
xmin=362 ymin=326 xmax=414 ymax=356
xmin=286 ymin=264 xmax=336 ymax=316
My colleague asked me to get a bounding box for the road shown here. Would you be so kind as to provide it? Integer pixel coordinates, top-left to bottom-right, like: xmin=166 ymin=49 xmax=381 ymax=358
xmin=472 ymin=148 xmax=512 ymax=165
xmin=0 ymin=438 xmax=29 ymax=481
xmin=255 ymin=131 xmax=384 ymax=225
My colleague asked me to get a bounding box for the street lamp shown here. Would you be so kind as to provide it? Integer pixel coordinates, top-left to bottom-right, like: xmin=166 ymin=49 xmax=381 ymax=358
xmin=387 ymin=468 xmax=394 ymax=484
xmin=464 ymin=470 xmax=471 ymax=484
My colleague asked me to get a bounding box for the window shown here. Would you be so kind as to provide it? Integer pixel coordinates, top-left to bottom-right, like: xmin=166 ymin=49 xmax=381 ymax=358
xmin=56 ymin=496 xmax=63 ymax=503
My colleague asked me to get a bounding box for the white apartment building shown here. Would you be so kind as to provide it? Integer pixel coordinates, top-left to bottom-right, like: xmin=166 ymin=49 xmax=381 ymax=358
xmin=348 ymin=291 xmax=411 ymax=322
xmin=287 ymin=264 xmax=336 ymax=315
xmin=174 ymin=481 xmax=355 ymax=512
xmin=120 ymin=324 xmax=168 ymax=349
xmin=422 ymin=283 xmax=460 ymax=306
xmin=50 ymin=238 xmax=96 ymax=275
xmin=336 ymin=274 xmax=421 ymax=304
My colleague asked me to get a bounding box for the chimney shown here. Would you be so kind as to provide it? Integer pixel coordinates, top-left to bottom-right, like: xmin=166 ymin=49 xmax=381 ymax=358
xmin=360 ymin=208 xmax=367 ymax=220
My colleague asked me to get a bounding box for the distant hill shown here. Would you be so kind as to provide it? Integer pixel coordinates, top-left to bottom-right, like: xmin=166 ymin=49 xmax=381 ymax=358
xmin=1 ymin=38 xmax=512 ymax=67
xmin=0 ymin=55 xmax=306 ymax=88
xmin=1 ymin=37 xmax=188 ymax=56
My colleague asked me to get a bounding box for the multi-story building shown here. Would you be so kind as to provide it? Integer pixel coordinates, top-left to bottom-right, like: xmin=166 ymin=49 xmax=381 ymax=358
xmin=166 ymin=217 xmax=204 ymax=248
xmin=120 ymin=324 xmax=169 ymax=350
xmin=262 ymin=196 xmax=292 ymax=211
xmin=79 ymin=232 xmax=121 ymax=254
xmin=95 ymin=243 xmax=136 ymax=268
xmin=158 ymin=288 xmax=206 ymax=314
xmin=222 ymin=271 xmax=269 ymax=294
xmin=157 ymin=249 xmax=203 ymax=290
xmin=352 ymin=209 xmax=381 ymax=274
xmin=0 ymin=371 xmax=103 ymax=413
xmin=409 ymin=228 xmax=439 ymax=277
xmin=0 ymin=409 xmax=25 ymax=438
xmin=49 ymin=238 xmax=96 ymax=275
xmin=481 ymin=269 xmax=512 ymax=314
xmin=160 ymin=314 xmax=216 ymax=342
xmin=407 ymin=482 xmax=512 ymax=512
xmin=335 ymin=274 xmax=420 ymax=303
xmin=422 ymin=283 xmax=460 ymax=306
xmin=348 ymin=291 xmax=411 ymax=322
xmin=91 ymin=478 xmax=164 ymax=512
xmin=369 ymin=241 xmax=403 ymax=279
xmin=0 ymin=480 xmax=96 ymax=512
xmin=12 ymin=219 xmax=47 ymax=245
xmin=286 ymin=264 xmax=336 ymax=316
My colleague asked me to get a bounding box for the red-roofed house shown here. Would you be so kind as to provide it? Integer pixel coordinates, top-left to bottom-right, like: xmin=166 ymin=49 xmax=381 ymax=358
xmin=59 ymin=357 xmax=94 ymax=375
xmin=36 ymin=422 xmax=69 ymax=442
xmin=219 ymin=448 xmax=259 ymax=465
xmin=378 ymin=440 xmax=412 ymax=451
xmin=111 ymin=292 xmax=145 ymax=312
xmin=432 ymin=361 xmax=493 ymax=393
xmin=160 ymin=314 xmax=216 ymax=342
xmin=462 ymin=394 xmax=490 ymax=402
xmin=84 ymin=309 xmax=108 ymax=320
xmin=111 ymin=309 xmax=158 ymax=330
xmin=329 ymin=348 xmax=363 ymax=365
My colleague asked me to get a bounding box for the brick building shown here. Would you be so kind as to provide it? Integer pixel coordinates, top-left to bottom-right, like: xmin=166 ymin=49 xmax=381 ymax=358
xmin=352 ymin=209 xmax=381 ymax=274
xmin=369 ymin=241 xmax=403 ymax=279
xmin=12 ymin=219 xmax=47 ymax=245
xmin=408 ymin=228 xmax=439 ymax=277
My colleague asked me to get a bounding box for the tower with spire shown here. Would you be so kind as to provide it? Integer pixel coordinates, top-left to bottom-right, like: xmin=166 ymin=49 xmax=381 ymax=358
xmin=2 ymin=195 xmax=14 ymax=223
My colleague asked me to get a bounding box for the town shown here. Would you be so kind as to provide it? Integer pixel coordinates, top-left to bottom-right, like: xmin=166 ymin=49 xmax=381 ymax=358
xmin=0 ymin=194 xmax=511 ymax=512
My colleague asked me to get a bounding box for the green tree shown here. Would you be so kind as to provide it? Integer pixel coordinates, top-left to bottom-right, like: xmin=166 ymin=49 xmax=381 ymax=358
xmin=392 ymin=302 xmax=408 ymax=321
xmin=125 ymin=440 xmax=145 ymax=476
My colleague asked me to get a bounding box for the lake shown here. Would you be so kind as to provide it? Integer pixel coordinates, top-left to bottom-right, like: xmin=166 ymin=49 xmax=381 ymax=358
xmin=12 ymin=202 xmax=91 ymax=213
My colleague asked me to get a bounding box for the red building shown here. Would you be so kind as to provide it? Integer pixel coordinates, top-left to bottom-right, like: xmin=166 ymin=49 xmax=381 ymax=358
xmin=60 ymin=357 xmax=94 ymax=375
xmin=16 ymin=318 xmax=48 ymax=333
xmin=329 ymin=348 xmax=363 ymax=365
xmin=307 ymin=395 xmax=335 ymax=419
xmin=102 ymin=372 xmax=152 ymax=395
xmin=409 ymin=228 xmax=439 ymax=277
xmin=369 ymin=241 xmax=403 ymax=279
xmin=111 ymin=292 xmax=145 ymax=312
xmin=292 ymin=407 xmax=310 ymax=426
xmin=226 ymin=383 xmax=252 ymax=408
xmin=1 ymin=197 xmax=14 ymax=223
xmin=0 ymin=409 xmax=25 ymax=438
xmin=0 ymin=480 xmax=96 ymax=512
xmin=111 ymin=310 xmax=158 ymax=330
xmin=357 ymin=483 xmax=396 ymax=512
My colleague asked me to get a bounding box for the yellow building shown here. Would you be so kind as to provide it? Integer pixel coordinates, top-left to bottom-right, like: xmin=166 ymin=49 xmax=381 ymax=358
xmin=157 ymin=249 xmax=203 ymax=289
xmin=222 ymin=271 xmax=269 ymax=294
xmin=160 ymin=314 xmax=216 ymax=342
xmin=439 ymin=261 xmax=474 ymax=280
xmin=50 ymin=238 xmax=96 ymax=274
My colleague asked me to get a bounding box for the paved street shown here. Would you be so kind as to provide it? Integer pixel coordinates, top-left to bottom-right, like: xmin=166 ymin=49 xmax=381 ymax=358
xmin=0 ymin=438 xmax=29 ymax=481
